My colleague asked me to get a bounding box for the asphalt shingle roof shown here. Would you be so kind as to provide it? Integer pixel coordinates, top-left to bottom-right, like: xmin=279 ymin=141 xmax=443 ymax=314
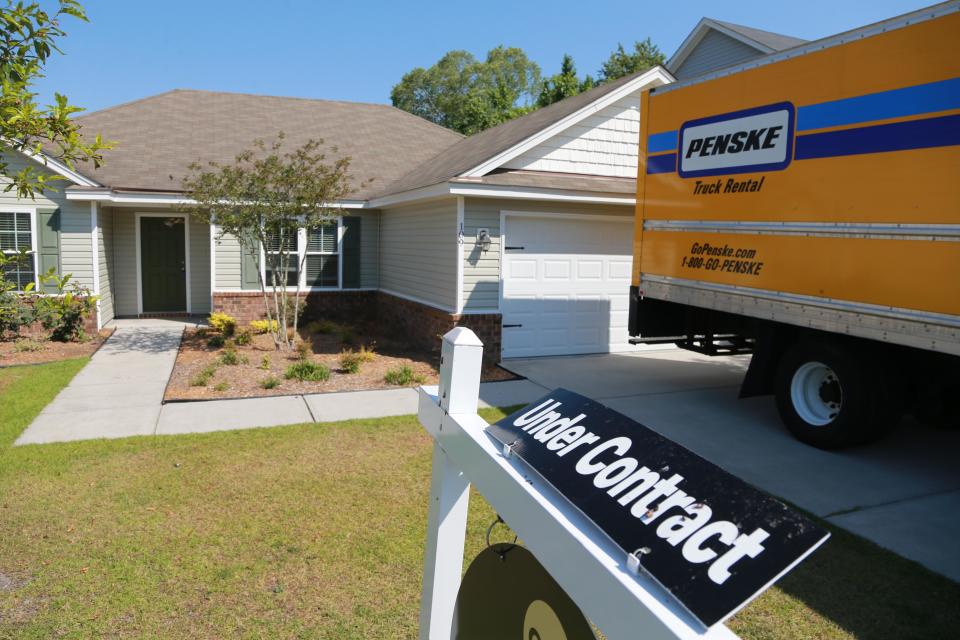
xmin=72 ymin=89 xmax=463 ymax=200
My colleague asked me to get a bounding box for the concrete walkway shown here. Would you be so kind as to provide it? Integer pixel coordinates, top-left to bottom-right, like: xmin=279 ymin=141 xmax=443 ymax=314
xmin=16 ymin=319 xmax=189 ymax=444
xmin=15 ymin=321 xmax=548 ymax=445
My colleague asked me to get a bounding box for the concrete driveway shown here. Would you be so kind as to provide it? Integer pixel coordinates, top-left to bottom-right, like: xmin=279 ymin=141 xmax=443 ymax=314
xmin=501 ymin=349 xmax=960 ymax=583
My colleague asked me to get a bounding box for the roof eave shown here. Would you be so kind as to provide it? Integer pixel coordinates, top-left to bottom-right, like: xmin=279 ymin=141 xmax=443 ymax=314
xmin=368 ymin=179 xmax=636 ymax=209
xmin=4 ymin=141 xmax=102 ymax=188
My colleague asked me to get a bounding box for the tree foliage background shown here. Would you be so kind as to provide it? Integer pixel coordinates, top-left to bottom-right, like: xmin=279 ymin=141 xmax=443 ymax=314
xmin=393 ymin=38 xmax=665 ymax=132
xmin=390 ymin=46 xmax=541 ymax=136
xmin=1 ymin=0 xmax=110 ymax=197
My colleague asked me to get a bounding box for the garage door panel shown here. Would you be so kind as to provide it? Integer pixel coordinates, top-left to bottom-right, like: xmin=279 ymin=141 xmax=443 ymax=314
xmin=577 ymin=260 xmax=603 ymax=280
xmin=609 ymin=260 xmax=632 ymax=280
xmin=502 ymin=215 xmax=638 ymax=359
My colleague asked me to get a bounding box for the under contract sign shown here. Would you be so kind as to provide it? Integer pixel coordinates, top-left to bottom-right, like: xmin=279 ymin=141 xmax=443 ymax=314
xmin=486 ymin=389 xmax=829 ymax=628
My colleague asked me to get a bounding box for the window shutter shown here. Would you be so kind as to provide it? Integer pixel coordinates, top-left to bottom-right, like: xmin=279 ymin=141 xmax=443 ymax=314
xmin=342 ymin=216 xmax=361 ymax=289
xmin=37 ymin=207 xmax=61 ymax=293
xmin=239 ymin=234 xmax=261 ymax=290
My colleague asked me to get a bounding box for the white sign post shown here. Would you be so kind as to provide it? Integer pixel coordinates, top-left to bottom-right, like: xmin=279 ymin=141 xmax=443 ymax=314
xmin=417 ymin=328 xmax=739 ymax=640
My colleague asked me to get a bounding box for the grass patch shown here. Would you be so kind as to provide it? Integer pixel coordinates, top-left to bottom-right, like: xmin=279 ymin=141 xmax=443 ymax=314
xmin=190 ymin=363 xmax=219 ymax=387
xmin=0 ymin=357 xmax=88 ymax=449
xmin=284 ymin=360 xmax=329 ymax=382
xmin=384 ymin=365 xmax=425 ymax=386
xmin=218 ymin=349 xmax=248 ymax=366
xmin=260 ymin=375 xmax=281 ymax=389
xmin=0 ymin=374 xmax=956 ymax=638
xmin=13 ymin=339 xmax=45 ymax=353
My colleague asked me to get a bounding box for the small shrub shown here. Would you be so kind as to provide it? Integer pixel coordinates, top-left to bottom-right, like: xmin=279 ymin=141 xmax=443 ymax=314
xmin=285 ymin=360 xmax=330 ymax=382
xmin=207 ymin=334 xmax=226 ymax=348
xmin=384 ymin=365 xmax=426 ymax=386
xmin=34 ymin=270 xmax=98 ymax=342
xmin=213 ymin=382 xmax=229 ymax=392
xmin=339 ymin=350 xmax=363 ymax=374
xmin=195 ymin=327 xmax=209 ymax=338
xmin=249 ymin=319 xmax=278 ymax=334
xmin=190 ymin=363 xmax=219 ymax=387
xmin=208 ymin=312 xmax=237 ymax=336
xmin=219 ymin=349 xmax=248 ymax=366
xmin=259 ymin=355 xmax=271 ymax=370
xmin=260 ymin=375 xmax=281 ymax=389
xmin=306 ymin=319 xmax=341 ymax=335
xmin=356 ymin=344 xmax=376 ymax=363
xmin=295 ymin=340 xmax=312 ymax=360
xmin=234 ymin=330 xmax=252 ymax=346
xmin=13 ymin=338 xmax=45 ymax=353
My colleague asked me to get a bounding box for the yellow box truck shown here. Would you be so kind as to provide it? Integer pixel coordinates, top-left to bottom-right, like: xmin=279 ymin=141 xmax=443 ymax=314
xmin=631 ymin=2 xmax=960 ymax=448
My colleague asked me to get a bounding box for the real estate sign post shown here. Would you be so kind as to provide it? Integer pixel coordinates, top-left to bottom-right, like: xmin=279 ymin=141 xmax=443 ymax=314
xmin=418 ymin=328 xmax=826 ymax=639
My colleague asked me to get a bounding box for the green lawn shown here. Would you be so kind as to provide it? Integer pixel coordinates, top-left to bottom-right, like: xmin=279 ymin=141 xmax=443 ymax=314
xmin=0 ymin=360 xmax=958 ymax=639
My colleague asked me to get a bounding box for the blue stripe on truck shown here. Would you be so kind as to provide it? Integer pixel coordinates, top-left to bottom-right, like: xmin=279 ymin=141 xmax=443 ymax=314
xmin=796 ymin=77 xmax=960 ymax=131
xmin=794 ymin=113 xmax=960 ymax=160
xmin=647 ymin=130 xmax=678 ymax=153
xmin=646 ymin=153 xmax=677 ymax=174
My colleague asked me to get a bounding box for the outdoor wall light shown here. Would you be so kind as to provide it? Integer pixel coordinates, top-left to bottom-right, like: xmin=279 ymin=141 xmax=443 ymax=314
xmin=477 ymin=228 xmax=492 ymax=252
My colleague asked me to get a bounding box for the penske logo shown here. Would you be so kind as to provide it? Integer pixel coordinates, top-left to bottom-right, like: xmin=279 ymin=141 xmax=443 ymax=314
xmin=678 ymin=102 xmax=795 ymax=178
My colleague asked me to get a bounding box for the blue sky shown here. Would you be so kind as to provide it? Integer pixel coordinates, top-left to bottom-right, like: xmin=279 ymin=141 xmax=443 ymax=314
xmin=33 ymin=0 xmax=935 ymax=114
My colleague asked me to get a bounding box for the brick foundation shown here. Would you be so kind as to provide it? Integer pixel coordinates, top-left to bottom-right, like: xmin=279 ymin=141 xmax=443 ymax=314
xmin=376 ymin=292 xmax=502 ymax=362
xmin=212 ymin=290 xmax=377 ymax=325
xmin=212 ymin=289 xmax=503 ymax=361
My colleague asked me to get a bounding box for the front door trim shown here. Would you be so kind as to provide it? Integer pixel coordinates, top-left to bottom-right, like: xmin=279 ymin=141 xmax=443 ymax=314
xmin=135 ymin=212 xmax=191 ymax=314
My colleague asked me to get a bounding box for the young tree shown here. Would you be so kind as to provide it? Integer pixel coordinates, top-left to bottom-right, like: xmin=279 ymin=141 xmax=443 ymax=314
xmin=391 ymin=46 xmax=541 ymax=135
xmin=598 ymin=38 xmax=666 ymax=82
xmin=1 ymin=0 xmax=110 ymax=197
xmin=536 ymin=54 xmax=597 ymax=108
xmin=180 ymin=135 xmax=355 ymax=351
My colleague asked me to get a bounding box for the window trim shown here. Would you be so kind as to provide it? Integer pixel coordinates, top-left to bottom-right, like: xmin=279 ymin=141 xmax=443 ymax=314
xmin=260 ymin=216 xmax=343 ymax=291
xmin=0 ymin=204 xmax=39 ymax=292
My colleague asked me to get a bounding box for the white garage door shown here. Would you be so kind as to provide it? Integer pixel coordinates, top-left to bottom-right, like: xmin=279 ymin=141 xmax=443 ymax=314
xmin=501 ymin=214 xmax=637 ymax=358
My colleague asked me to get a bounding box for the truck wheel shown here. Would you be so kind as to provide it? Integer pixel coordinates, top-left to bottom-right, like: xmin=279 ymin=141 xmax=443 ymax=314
xmin=774 ymin=341 xmax=895 ymax=449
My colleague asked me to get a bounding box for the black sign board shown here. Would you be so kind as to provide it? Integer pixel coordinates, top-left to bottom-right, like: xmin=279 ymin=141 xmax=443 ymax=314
xmin=486 ymin=389 xmax=829 ymax=628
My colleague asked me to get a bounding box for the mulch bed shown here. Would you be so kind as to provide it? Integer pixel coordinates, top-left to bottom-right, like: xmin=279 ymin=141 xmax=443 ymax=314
xmin=165 ymin=322 xmax=516 ymax=401
xmin=0 ymin=329 xmax=114 ymax=367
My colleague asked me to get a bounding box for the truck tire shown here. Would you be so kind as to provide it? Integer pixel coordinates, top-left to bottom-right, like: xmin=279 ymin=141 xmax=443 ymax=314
xmin=774 ymin=340 xmax=897 ymax=449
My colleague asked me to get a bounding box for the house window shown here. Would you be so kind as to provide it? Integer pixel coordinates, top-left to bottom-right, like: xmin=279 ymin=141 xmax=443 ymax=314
xmin=305 ymin=222 xmax=339 ymax=288
xmin=261 ymin=219 xmax=341 ymax=290
xmin=0 ymin=211 xmax=35 ymax=290
xmin=263 ymin=228 xmax=299 ymax=287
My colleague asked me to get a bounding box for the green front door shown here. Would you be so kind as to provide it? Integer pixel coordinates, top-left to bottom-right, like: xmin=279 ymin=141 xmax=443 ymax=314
xmin=140 ymin=217 xmax=186 ymax=312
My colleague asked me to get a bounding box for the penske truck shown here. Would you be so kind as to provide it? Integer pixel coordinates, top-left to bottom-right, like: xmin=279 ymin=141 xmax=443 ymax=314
xmin=630 ymin=3 xmax=960 ymax=449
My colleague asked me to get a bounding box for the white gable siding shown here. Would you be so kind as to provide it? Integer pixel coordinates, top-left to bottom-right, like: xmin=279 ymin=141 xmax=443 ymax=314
xmin=673 ymin=29 xmax=765 ymax=80
xmin=502 ymin=93 xmax=642 ymax=178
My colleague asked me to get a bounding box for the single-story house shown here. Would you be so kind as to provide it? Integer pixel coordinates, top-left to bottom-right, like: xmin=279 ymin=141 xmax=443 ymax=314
xmin=0 ymin=17 xmax=804 ymax=359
